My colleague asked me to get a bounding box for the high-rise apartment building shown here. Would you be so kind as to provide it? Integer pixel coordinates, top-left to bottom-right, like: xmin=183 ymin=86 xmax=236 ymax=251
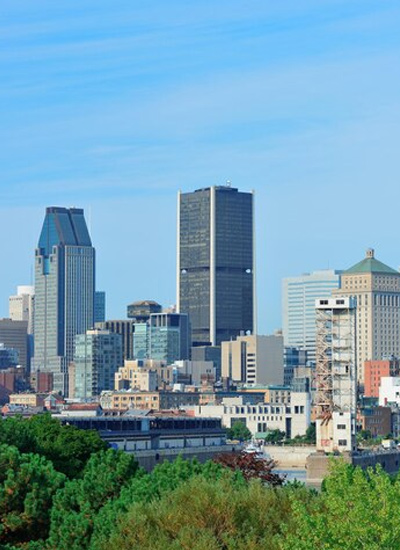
xmin=177 ymin=186 xmax=255 ymax=347
xmin=282 ymin=270 xmax=341 ymax=363
xmin=72 ymin=329 xmax=123 ymax=400
xmin=333 ymin=249 xmax=400 ymax=384
xmin=32 ymin=207 xmax=95 ymax=395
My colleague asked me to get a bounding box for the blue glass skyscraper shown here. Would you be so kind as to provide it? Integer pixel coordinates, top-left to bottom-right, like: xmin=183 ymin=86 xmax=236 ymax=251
xmin=32 ymin=207 xmax=95 ymax=395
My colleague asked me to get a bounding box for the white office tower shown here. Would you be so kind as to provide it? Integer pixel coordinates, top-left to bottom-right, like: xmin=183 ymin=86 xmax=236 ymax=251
xmin=315 ymin=297 xmax=357 ymax=453
xmin=282 ymin=270 xmax=341 ymax=364
xmin=9 ymin=286 xmax=35 ymax=334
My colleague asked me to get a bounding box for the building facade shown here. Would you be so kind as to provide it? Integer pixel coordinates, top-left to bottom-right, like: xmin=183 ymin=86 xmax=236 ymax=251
xmin=282 ymin=270 xmax=341 ymax=364
xmin=191 ymin=392 xmax=310 ymax=438
xmin=0 ymin=318 xmax=28 ymax=371
xmin=333 ymin=249 xmax=400 ymax=385
xmin=32 ymin=207 xmax=95 ymax=395
xmin=364 ymin=358 xmax=400 ymax=398
xmin=221 ymin=334 xmax=284 ymax=386
xmin=9 ymin=286 xmax=35 ymax=335
xmin=149 ymin=313 xmax=190 ymax=364
xmin=177 ymin=186 xmax=255 ymax=347
xmin=73 ymin=329 xmax=123 ymax=400
xmin=94 ymin=291 xmax=106 ymax=324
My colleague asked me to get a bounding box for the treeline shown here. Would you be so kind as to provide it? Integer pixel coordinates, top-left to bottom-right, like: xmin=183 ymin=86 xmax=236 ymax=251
xmin=1 ymin=414 xmax=400 ymax=549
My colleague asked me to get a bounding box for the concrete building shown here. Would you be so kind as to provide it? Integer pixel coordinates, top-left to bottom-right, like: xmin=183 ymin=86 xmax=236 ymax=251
xmin=33 ymin=207 xmax=95 ymax=395
xmin=282 ymin=270 xmax=341 ymax=364
xmin=173 ymin=360 xmax=215 ymax=386
xmin=191 ymin=345 xmax=221 ymax=380
xmin=114 ymin=359 xmax=174 ymax=391
xmin=9 ymin=285 xmax=35 ymax=335
xmin=73 ymin=329 xmax=123 ymax=400
xmin=177 ymin=186 xmax=255 ymax=347
xmin=100 ymin=390 xmax=200 ymax=411
xmin=9 ymin=393 xmax=47 ymax=408
xmin=315 ymin=297 xmax=357 ymax=453
xmin=191 ymin=392 xmax=310 ymax=438
xmin=0 ymin=318 xmax=28 ymax=371
xmin=221 ymin=334 xmax=284 ymax=386
xmin=333 ymin=249 xmax=400 ymax=385
xmin=364 ymin=358 xmax=400 ymax=398
xmin=379 ymin=377 xmax=400 ymax=407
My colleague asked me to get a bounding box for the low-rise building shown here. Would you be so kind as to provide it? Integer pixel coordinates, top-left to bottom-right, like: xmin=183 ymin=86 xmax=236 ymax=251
xmin=379 ymin=377 xmax=400 ymax=407
xmin=365 ymin=359 xmax=400 ymax=398
xmin=100 ymin=390 xmax=200 ymax=411
xmin=190 ymin=392 xmax=310 ymax=438
xmin=9 ymin=392 xmax=47 ymax=408
xmin=358 ymin=405 xmax=392 ymax=437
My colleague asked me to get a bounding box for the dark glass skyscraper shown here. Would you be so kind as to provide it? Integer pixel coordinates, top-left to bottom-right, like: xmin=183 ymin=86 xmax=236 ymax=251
xmin=33 ymin=207 xmax=95 ymax=395
xmin=177 ymin=186 xmax=255 ymax=347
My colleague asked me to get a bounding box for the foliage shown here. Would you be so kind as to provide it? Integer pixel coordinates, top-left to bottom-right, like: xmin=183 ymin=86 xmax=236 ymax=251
xmin=90 ymin=456 xmax=230 ymax=548
xmin=0 ymin=414 xmax=107 ymax=478
xmin=264 ymin=429 xmax=285 ymax=444
xmin=0 ymin=444 xmax=65 ymax=546
xmin=102 ymin=474 xmax=311 ymax=550
xmin=213 ymin=451 xmax=285 ymax=486
xmin=278 ymin=460 xmax=400 ymax=550
xmin=226 ymin=421 xmax=252 ymax=441
xmin=48 ymin=449 xmax=138 ymax=550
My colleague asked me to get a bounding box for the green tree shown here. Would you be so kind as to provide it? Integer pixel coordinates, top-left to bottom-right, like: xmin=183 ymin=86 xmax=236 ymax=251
xmin=226 ymin=421 xmax=252 ymax=441
xmin=304 ymin=422 xmax=316 ymax=444
xmin=0 ymin=414 xmax=107 ymax=478
xmin=265 ymin=429 xmax=285 ymax=444
xmin=279 ymin=460 xmax=400 ymax=550
xmin=0 ymin=444 xmax=65 ymax=546
xmin=90 ymin=456 xmax=230 ymax=548
xmin=48 ymin=449 xmax=138 ymax=550
xmin=102 ymin=474 xmax=310 ymax=550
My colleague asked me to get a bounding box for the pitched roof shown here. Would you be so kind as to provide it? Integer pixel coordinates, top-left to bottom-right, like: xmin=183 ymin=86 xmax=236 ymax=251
xmin=345 ymin=249 xmax=398 ymax=275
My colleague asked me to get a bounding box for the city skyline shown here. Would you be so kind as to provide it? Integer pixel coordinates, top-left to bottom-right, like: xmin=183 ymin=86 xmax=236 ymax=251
xmin=1 ymin=1 xmax=400 ymax=332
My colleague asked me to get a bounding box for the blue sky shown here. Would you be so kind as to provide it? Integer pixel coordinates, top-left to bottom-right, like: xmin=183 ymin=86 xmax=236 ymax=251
xmin=1 ymin=0 xmax=400 ymax=332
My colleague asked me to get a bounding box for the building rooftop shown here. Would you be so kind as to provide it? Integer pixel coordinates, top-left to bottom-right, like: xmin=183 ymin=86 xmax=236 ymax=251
xmin=345 ymin=249 xmax=398 ymax=275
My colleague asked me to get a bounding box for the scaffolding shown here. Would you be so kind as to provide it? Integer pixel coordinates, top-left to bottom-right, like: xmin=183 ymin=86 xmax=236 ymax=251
xmin=315 ymin=298 xmax=357 ymax=452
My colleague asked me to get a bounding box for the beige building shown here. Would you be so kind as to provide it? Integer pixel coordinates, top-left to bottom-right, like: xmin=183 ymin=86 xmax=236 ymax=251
xmin=221 ymin=334 xmax=284 ymax=386
xmin=100 ymin=390 xmax=200 ymax=411
xmin=114 ymin=359 xmax=174 ymax=390
xmin=9 ymin=286 xmax=35 ymax=335
xmin=9 ymin=392 xmax=46 ymax=407
xmin=333 ymin=249 xmax=400 ymax=385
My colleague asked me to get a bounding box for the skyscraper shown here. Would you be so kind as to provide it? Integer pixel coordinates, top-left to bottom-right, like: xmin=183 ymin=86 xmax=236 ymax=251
xmin=32 ymin=207 xmax=95 ymax=395
xmin=282 ymin=270 xmax=342 ymax=364
xmin=177 ymin=186 xmax=255 ymax=347
xmin=333 ymin=249 xmax=400 ymax=384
